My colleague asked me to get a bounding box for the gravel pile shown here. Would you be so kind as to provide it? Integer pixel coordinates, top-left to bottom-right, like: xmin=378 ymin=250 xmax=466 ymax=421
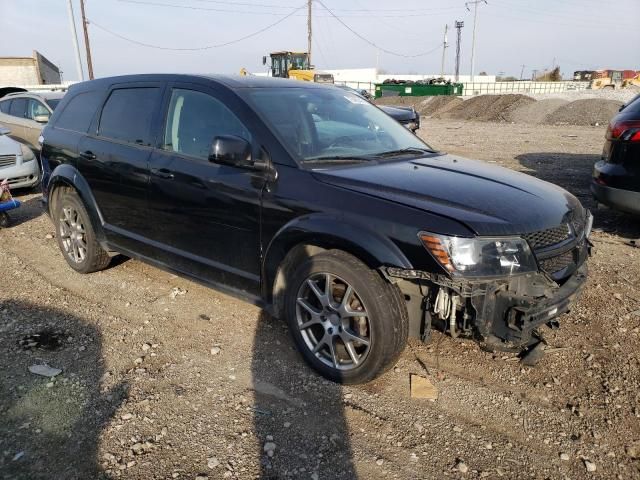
xmin=415 ymin=96 xmax=463 ymax=116
xmin=437 ymin=94 xmax=535 ymax=122
xmin=526 ymin=87 xmax=639 ymax=103
xmin=377 ymin=89 xmax=635 ymax=126
xmin=544 ymin=98 xmax=623 ymax=126
xmin=504 ymin=98 xmax=569 ymax=124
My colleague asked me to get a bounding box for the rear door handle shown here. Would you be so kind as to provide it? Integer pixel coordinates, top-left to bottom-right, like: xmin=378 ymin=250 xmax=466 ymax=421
xmin=151 ymin=168 xmax=175 ymax=180
xmin=79 ymin=150 xmax=96 ymax=160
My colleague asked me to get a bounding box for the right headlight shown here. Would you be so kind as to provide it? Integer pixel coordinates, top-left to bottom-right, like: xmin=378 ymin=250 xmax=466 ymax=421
xmin=419 ymin=231 xmax=538 ymax=277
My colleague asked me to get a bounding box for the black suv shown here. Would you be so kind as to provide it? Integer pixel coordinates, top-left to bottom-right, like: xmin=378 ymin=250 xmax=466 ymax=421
xmin=41 ymin=74 xmax=591 ymax=384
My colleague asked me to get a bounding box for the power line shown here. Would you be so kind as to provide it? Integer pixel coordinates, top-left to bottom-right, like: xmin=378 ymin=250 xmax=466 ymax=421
xmin=185 ymin=0 xmax=465 ymax=13
xmin=116 ymin=0 xmax=465 ymax=18
xmin=88 ymin=3 xmax=306 ymax=51
xmin=316 ymin=0 xmax=441 ymax=58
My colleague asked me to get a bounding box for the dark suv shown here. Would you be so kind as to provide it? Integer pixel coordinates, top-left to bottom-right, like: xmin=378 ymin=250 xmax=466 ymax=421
xmin=41 ymin=74 xmax=591 ymax=384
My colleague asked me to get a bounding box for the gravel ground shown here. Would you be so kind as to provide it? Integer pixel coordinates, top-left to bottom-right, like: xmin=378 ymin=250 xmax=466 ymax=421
xmin=1 ymin=119 xmax=640 ymax=480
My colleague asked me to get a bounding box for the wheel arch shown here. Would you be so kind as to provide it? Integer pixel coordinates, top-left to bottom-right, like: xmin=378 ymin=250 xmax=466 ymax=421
xmin=262 ymin=214 xmax=413 ymax=318
xmin=47 ymin=164 xmax=106 ymax=243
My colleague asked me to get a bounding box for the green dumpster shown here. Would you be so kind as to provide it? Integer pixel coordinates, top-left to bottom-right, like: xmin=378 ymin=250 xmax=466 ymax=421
xmin=374 ymin=83 xmax=463 ymax=98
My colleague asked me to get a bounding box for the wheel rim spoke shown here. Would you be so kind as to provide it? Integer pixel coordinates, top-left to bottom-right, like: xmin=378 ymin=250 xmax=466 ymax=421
xmin=343 ymin=340 xmax=360 ymax=366
xmin=342 ymin=329 xmax=370 ymax=346
xmin=307 ymin=278 xmax=328 ymax=307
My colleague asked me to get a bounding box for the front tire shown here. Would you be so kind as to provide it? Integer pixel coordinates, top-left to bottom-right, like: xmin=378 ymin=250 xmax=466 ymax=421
xmin=54 ymin=189 xmax=110 ymax=273
xmin=284 ymin=249 xmax=408 ymax=384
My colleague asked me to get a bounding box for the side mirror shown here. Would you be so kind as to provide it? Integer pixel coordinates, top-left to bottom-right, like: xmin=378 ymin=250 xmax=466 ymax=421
xmin=209 ymin=135 xmax=252 ymax=168
xmin=34 ymin=114 xmax=50 ymax=123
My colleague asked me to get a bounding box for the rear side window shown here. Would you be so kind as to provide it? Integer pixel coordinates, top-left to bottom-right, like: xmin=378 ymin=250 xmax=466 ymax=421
xmin=0 ymin=100 xmax=10 ymax=114
xmin=99 ymin=88 xmax=160 ymax=146
xmin=622 ymin=95 xmax=640 ymax=114
xmin=9 ymin=98 xmax=27 ymax=118
xmin=56 ymin=91 xmax=103 ymax=133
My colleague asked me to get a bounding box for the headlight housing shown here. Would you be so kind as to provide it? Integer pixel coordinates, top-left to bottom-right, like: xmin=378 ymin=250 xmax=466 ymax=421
xmin=419 ymin=231 xmax=537 ymax=277
xmin=20 ymin=143 xmax=35 ymax=162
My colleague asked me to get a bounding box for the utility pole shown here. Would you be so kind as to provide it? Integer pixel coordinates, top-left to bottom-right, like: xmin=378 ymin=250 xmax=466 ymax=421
xmin=440 ymin=24 xmax=449 ymax=78
xmin=307 ymin=0 xmax=312 ymax=67
xmin=532 ymin=69 xmax=538 ymax=81
xmin=79 ymin=0 xmax=94 ymax=79
xmin=454 ymin=21 xmax=464 ymax=82
xmin=520 ymin=64 xmax=526 ymax=80
xmin=66 ymin=0 xmax=84 ymax=81
xmin=465 ymin=0 xmax=487 ymax=83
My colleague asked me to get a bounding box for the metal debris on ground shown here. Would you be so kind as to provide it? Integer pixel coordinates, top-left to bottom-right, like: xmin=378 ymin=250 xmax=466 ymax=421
xmin=28 ymin=364 xmax=62 ymax=378
xmin=520 ymin=342 xmax=546 ymax=366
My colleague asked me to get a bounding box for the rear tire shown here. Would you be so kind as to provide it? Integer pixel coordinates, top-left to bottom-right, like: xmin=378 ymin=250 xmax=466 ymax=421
xmin=284 ymin=249 xmax=408 ymax=384
xmin=54 ymin=189 xmax=110 ymax=273
xmin=0 ymin=212 xmax=9 ymax=228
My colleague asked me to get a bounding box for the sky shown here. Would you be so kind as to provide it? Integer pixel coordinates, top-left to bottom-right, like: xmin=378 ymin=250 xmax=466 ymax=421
xmin=1 ymin=0 xmax=638 ymax=82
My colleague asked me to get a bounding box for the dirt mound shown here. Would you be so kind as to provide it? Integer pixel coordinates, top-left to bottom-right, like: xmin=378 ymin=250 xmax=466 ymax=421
xmin=416 ymin=96 xmax=464 ymax=116
xmin=505 ymin=98 xmax=568 ymax=124
xmin=438 ymin=94 xmax=535 ymax=122
xmin=544 ymin=98 xmax=623 ymax=126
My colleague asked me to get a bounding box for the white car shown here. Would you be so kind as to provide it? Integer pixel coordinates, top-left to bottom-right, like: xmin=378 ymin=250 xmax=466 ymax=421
xmin=0 ymin=126 xmax=39 ymax=189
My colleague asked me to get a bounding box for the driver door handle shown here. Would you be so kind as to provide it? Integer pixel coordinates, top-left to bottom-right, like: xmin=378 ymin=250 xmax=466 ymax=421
xmin=151 ymin=168 xmax=175 ymax=180
xmin=79 ymin=150 xmax=96 ymax=160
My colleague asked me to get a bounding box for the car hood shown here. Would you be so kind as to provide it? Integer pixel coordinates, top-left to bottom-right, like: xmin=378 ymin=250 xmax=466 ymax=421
xmin=378 ymin=105 xmax=417 ymax=121
xmin=0 ymin=134 xmax=21 ymax=156
xmin=312 ymin=153 xmax=583 ymax=236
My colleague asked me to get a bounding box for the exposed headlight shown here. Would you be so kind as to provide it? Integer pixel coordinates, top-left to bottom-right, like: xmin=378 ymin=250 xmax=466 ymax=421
xmin=20 ymin=143 xmax=35 ymax=162
xmin=419 ymin=231 xmax=538 ymax=277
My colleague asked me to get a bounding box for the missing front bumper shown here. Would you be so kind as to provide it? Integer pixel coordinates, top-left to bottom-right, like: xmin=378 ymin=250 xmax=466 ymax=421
xmin=388 ymin=261 xmax=588 ymax=351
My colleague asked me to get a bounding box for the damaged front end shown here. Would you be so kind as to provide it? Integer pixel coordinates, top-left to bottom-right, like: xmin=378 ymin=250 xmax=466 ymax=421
xmin=386 ymin=212 xmax=592 ymax=353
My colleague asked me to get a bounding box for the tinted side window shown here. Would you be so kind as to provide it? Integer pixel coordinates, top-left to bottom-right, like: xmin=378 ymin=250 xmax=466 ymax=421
xmin=9 ymin=98 xmax=27 ymax=118
xmin=99 ymin=88 xmax=160 ymax=146
xmin=163 ymin=89 xmax=251 ymax=160
xmin=0 ymin=100 xmax=10 ymax=114
xmin=56 ymin=91 xmax=103 ymax=133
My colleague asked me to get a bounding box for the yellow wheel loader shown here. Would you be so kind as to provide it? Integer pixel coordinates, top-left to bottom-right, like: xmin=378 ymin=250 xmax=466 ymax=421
xmin=264 ymin=51 xmax=334 ymax=83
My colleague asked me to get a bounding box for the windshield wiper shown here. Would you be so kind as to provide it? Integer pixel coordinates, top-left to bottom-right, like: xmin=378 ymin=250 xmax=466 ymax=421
xmin=374 ymin=147 xmax=433 ymax=158
xmin=303 ymin=155 xmax=373 ymax=163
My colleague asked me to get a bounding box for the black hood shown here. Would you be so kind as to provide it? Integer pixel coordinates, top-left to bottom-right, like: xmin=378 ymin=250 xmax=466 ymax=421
xmin=378 ymin=105 xmax=417 ymax=122
xmin=312 ymin=153 xmax=583 ymax=236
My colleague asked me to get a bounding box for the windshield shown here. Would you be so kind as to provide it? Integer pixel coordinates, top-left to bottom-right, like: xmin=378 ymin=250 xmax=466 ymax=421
xmin=246 ymin=87 xmax=432 ymax=167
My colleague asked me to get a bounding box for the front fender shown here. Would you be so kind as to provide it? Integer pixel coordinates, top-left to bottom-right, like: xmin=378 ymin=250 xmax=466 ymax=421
xmin=46 ymin=164 xmax=106 ymax=243
xmin=262 ymin=213 xmax=413 ymax=303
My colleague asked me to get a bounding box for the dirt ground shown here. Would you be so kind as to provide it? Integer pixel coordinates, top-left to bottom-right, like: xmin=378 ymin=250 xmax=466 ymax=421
xmin=1 ymin=119 xmax=639 ymax=480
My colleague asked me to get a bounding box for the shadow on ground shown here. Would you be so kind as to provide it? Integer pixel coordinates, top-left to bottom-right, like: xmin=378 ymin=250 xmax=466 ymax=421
xmin=252 ymin=310 xmax=356 ymax=479
xmin=0 ymin=300 xmax=128 ymax=479
xmin=516 ymin=152 xmax=640 ymax=238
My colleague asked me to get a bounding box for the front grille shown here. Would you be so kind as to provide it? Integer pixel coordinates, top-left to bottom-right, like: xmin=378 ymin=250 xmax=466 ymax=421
xmin=0 ymin=155 xmax=16 ymax=168
xmin=539 ymin=250 xmax=574 ymax=274
xmin=524 ymin=224 xmax=570 ymax=250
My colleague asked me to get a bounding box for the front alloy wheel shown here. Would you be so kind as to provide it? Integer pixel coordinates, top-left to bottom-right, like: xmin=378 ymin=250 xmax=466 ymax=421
xmin=285 ymin=249 xmax=409 ymax=384
xmin=296 ymin=273 xmax=371 ymax=370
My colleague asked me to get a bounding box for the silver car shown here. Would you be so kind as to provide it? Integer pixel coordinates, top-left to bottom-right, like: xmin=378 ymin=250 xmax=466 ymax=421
xmin=0 ymin=91 xmax=65 ymax=150
xmin=0 ymin=126 xmax=39 ymax=189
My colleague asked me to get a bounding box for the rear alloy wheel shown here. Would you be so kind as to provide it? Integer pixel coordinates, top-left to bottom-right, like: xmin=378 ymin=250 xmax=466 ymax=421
xmin=285 ymin=249 xmax=408 ymax=384
xmin=54 ymin=190 xmax=111 ymax=273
